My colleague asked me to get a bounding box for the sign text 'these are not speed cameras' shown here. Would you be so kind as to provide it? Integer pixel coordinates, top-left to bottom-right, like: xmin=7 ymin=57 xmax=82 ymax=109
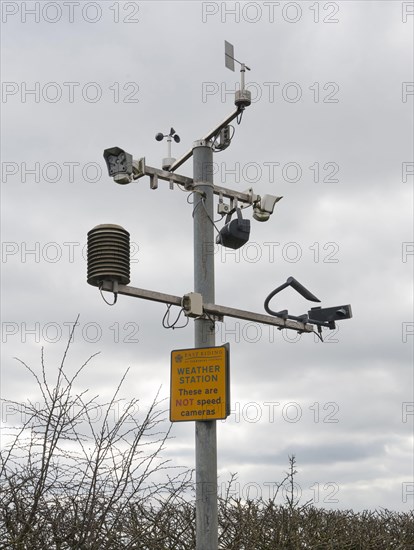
xmin=170 ymin=345 xmax=230 ymax=422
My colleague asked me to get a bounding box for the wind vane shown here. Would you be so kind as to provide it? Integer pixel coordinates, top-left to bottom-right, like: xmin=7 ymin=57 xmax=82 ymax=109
xmin=225 ymin=40 xmax=251 ymax=102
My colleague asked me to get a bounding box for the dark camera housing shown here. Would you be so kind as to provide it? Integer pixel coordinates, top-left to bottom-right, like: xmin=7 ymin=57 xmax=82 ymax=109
xmin=308 ymin=304 xmax=353 ymax=329
xmin=103 ymin=147 xmax=133 ymax=180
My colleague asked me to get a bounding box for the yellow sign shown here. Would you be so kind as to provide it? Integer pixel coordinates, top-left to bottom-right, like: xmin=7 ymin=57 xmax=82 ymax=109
xmin=170 ymin=344 xmax=230 ymax=422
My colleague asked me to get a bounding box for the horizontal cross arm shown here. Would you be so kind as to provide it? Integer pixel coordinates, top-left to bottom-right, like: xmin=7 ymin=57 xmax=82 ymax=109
xmin=100 ymin=282 xmax=313 ymax=333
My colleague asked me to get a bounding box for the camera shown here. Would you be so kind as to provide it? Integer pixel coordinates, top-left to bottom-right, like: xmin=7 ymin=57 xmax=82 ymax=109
xmin=103 ymin=147 xmax=133 ymax=185
xmin=253 ymin=194 xmax=282 ymax=222
xmin=308 ymin=304 xmax=353 ymax=329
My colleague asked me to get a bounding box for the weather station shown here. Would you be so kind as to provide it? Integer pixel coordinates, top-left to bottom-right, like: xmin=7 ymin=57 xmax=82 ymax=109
xmin=86 ymin=42 xmax=352 ymax=550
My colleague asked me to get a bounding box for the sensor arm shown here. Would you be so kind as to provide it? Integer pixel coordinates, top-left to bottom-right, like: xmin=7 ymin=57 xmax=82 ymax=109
xmin=264 ymin=277 xmax=320 ymax=322
xmin=264 ymin=277 xmax=352 ymax=330
xmin=132 ymin=160 xmax=261 ymax=206
xmin=100 ymin=281 xmax=313 ymax=333
xmin=169 ymin=106 xmax=243 ymax=172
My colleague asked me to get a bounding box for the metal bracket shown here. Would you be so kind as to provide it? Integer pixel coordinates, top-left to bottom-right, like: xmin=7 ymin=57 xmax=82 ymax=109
xmin=264 ymin=276 xmax=320 ymax=322
xmin=199 ymin=312 xmax=224 ymax=323
xmin=217 ymin=202 xmax=231 ymax=215
xmin=132 ymin=157 xmax=146 ymax=179
xmin=243 ymin=187 xmax=258 ymax=204
xmin=100 ymin=281 xmax=314 ymax=333
xmin=131 ymin=162 xmax=260 ymax=208
xmin=150 ymin=174 xmax=158 ymax=189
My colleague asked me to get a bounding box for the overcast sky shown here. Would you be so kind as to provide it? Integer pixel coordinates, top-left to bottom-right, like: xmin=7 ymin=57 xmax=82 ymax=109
xmin=1 ymin=0 xmax=413 ymax=512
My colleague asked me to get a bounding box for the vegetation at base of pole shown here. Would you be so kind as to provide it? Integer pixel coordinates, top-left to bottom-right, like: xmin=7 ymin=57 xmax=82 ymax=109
xmin=1 ymin=326 xmax=413 ymax=549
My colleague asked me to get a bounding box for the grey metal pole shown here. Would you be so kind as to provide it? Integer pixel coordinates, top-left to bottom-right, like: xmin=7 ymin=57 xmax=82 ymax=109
xmin=193 ymin=139 xmax=218 ymax=550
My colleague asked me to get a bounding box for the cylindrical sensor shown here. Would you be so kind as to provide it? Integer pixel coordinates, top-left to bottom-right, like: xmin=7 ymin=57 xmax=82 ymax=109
xmin=87 ymin=224 xmax=130 ymax=286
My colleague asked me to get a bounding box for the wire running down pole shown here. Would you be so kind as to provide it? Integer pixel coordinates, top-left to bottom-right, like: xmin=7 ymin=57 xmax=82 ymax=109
xmin=193 ymin=139 xmax=218 ymax=550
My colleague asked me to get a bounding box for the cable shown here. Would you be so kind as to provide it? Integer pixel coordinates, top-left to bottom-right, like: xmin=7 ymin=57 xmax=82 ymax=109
xmin=187 ymin=189 xmax=206 ymax=205
xmin=200 ymin=197 xmax=222 ymax=236
xmin=212 ymin=124 xmax=237 ymax=153
xmin=312 ymin=329 xmax=324 ymax=343
xmin=99 ymin=284 xmax=118 ymax=306
xmin=162 ymin=305 xmax=189 ymax=330
xmin=188 ymin=190 xmax=208 ymax=220
xmin=176 ymin=183 xmax=188 ymax=192
xmin=203 ymin=310 xmax=216 ymax=331
xmin=192 ymin=199 xmax=203 ymax=218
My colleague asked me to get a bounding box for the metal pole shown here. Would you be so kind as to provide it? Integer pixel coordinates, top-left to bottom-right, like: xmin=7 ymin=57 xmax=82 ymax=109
xmin=193 ymin=139 xmax=218 ymax=550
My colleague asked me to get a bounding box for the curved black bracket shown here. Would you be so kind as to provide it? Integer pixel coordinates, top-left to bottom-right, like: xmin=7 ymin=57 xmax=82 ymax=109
xmin=264 ymin=276 xmax=320 ymax=323
xmin=264 ymin=277 xmax=353 ymax=332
